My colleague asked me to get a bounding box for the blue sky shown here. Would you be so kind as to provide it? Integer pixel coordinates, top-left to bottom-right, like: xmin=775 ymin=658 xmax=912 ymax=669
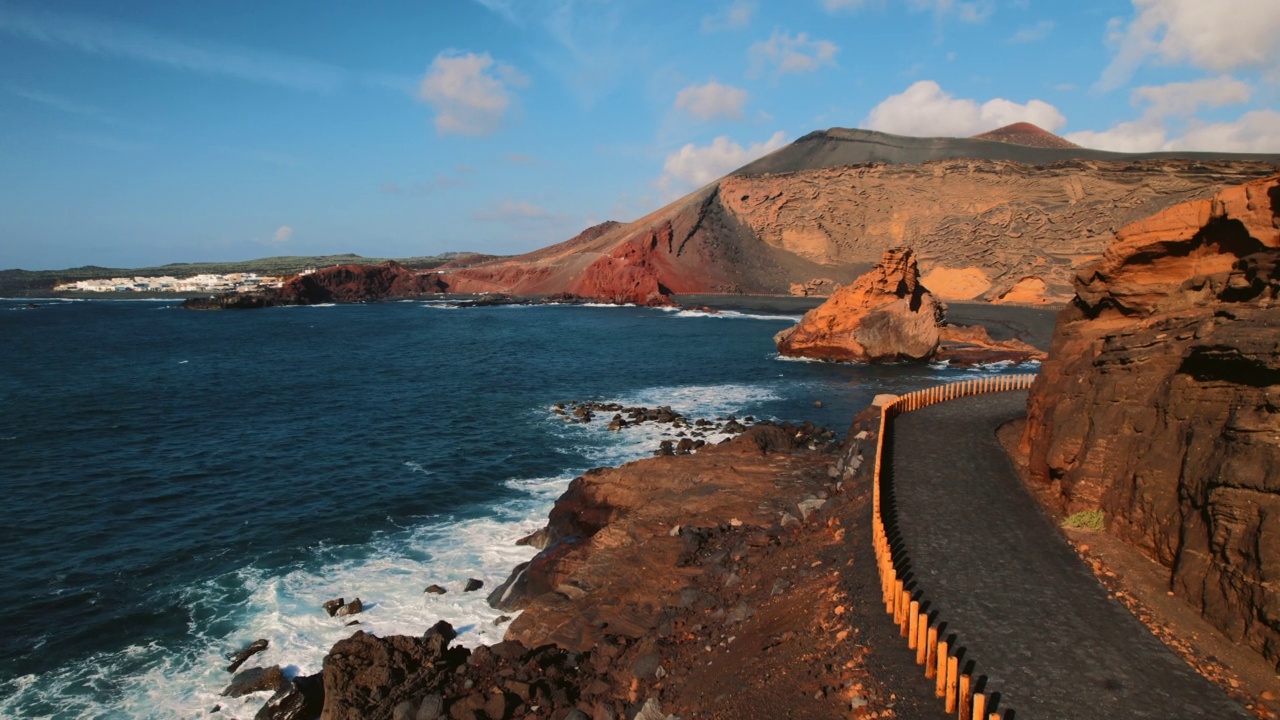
xmin=2 ymin=0 xmax=1278 ymax=270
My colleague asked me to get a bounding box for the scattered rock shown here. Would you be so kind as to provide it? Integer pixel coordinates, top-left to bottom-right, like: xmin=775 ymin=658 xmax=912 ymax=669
xmin=222 ymin=665 xmax=286 ymax=698
xmin=516 ymin=526 xmax=550 ymax=549
xmin=254 ymin=672 xmax=324 ymax=720
xmin=323 ymin=597 xmax=345 ymax=617
xmin=226 ymin=638 xmax=269 ymax=673
xmin=464 ymin=578 xmax=484 ymax=592
xmin=424 ymin=584 xmax=447 ymax=595
xmin=335 ymin=598 xmax=362 ymax=617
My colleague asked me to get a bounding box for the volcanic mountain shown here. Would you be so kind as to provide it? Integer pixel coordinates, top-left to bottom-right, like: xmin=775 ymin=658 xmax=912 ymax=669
xmin=437 ymin=125 xmax=1279 ymax=305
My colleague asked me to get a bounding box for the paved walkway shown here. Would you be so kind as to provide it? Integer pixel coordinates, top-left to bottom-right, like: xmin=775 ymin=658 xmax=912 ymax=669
xmin=886 ymin=391 xmax=1250 ymax=720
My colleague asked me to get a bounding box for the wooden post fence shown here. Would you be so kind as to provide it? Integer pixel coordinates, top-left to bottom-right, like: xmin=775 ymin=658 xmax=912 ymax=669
xmin=868 ymin=373 xmax=1036 ymax=720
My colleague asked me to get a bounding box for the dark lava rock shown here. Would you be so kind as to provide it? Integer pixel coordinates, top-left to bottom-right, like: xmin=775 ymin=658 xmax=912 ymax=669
xmin=323 ymin=598 xmax=345 ymax=617
xmin=463 ymin=578 xmax=484 ymax=592
xmin=222 ymin=665 xmax=286 ymax=697
xmin=423 ymin=584 xmax=447 ymax=595
xmin=335 ymin=598 xmax=362 ymax=617
xmin=226 ymin=638 xmax=269 ymax=673
xmin=254 ymin=672 xmax=324 ymax=720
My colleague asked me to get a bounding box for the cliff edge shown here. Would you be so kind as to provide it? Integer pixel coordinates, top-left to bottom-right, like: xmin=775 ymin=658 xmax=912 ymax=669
xmin=1022 ymin=175 xmax=1280 ymax=668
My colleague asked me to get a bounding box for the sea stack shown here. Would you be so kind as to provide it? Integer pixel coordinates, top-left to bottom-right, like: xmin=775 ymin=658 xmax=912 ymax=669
xmin=774 ymin=247 xmax=945 ymax=362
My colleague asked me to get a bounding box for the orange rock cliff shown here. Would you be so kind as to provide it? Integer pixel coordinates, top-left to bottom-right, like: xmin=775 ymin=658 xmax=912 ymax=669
xmin=1023 ymin=175 xmax=1280 ymax=668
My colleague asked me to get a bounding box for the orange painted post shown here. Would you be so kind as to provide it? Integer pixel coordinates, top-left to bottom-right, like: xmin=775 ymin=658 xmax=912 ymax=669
xmin=893 ymin=579 xmax=904 ymax=620
xmin=945 ymin=656 xmax=959 ymax=713
xmin=899 ymin=589 xmax=911 ymax=636
xmin=915 ymin=613 xmax=928 ymax=665
xmin=972 ymin=692 xmax=987 ymax=720
xmin=958 ymin=674 xmax=971 ymax=719
xmin=935 ymin=640 xmax=949 ymax=697
xmin=907 ymin=600 xmax=920 ymax=646
xmin=924 ymin=626 xmax=938 ymax=678
xmin=989 ymin=714 xmax=1001 ymax=720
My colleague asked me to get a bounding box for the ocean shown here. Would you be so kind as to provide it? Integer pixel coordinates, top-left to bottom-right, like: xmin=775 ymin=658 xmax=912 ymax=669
xmin=0 ymin=298 xmax=1020 ymax=719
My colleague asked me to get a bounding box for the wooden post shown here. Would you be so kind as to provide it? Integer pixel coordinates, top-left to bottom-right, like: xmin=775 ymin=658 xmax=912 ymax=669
xmin=972 ymin=692 xmax=986 ymax=720
xmin=958 ymin=674 xmax=971 ymax=719
xmin=893 ymin=579 xmax=904 ymax=621
xmin=915 ymin=613 xmax=928 ymax=665
xmin=908 ymin=601 xmax=920 ymax=646
xmin=899 ymin=589 xmax=911 ymax=636
xmin=935 ymin=640 xmax=948 ymax=698
xmin=945 ymin=656 xmax=959 ymax=713
xmin=924 ymin=626 xmax=938 ymax=678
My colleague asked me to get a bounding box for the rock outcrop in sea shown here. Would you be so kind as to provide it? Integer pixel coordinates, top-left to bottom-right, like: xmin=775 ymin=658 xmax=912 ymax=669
xmin=1022 ymin=174 xmax=1280 ymax=668
xmin=774 ymin=247 xmax=1044 ymax=365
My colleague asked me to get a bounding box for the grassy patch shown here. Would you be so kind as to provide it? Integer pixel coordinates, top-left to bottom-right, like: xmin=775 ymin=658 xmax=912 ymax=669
xmin=1062 ymin=509 xmax=1105 ymax=531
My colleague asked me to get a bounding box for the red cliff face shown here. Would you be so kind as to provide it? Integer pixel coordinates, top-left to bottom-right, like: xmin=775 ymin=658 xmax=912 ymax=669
xmin=1023 ymin=176 xmax=1280 ymax=667
xmin=276 ymin=261 xmax=446 ymax=303
xmin=775 ymin=247 xmax=944 ymax=362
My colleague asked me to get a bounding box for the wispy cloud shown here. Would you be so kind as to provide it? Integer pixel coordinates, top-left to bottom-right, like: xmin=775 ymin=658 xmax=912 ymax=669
xmin=674 ymin=80 xmax=748 ymax=121
xmin=504 ymin=152 xmax=539 ymax=165
xmin=0 ymin=5 xmax=347 ymax=92
xmin=272 ymin=225 xmax=294 ymax=243
xmin=749 ymin=31 xmax=838 ymax=77
xmin=1009 ymin=20 xmax=1053 ymax=44
xmin=4 ymin=83 xmax=131 ymax=126
xmin=471 ymin=199 xmax=566 ymax=224
xmin=702 ymin=1 xmax=755 ymax=32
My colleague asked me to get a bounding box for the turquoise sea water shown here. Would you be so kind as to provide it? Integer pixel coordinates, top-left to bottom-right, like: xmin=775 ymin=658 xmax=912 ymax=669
xmin=0 ymin=298 xmax=1017 ymax=718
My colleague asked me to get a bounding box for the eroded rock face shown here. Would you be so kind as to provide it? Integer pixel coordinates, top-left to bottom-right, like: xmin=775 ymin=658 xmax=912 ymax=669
xmin=277 ymin=261 xmax=446 ymax=304
xmin=437 ymin=129 xmax=1276 ymax=304
xmin=775 ymin=247 xmax=945 ymax=362
xmin=1023 ymin=175 xmax=1280 ymax=668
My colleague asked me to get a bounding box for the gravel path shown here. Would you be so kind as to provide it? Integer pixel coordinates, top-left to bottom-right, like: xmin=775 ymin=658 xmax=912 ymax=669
xmin=886 ymin=391 xmax=1250 ymax=720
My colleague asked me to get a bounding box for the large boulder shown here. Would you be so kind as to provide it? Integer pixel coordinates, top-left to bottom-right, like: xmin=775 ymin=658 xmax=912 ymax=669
xmin=1022 ymin=175 xmax=1280 ymax=668
xmin=775 ymin=247 xmax=945 ymax=362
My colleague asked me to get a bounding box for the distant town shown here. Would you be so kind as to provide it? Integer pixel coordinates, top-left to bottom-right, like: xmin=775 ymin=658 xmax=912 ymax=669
xmin=52 ymin=271 xmax=299 ymax=294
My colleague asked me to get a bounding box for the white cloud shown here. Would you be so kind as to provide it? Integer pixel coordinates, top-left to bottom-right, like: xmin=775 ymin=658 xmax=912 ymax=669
xmin=1064 ymin=122 xmax=1167 ymax=152
xmin=1130 ymin=76 xmax=1252 ymax=118
xmin=418 ymin=52 xmax=528 ymax=136
xmin=1165 ymin=110 xmax=1280 ymax=152
xmin=702 ymin=1 xmax=755 ymax=32
xmin=864 ymin=80 xmax=1066 ymax=137
xmin=749 ymin=31 xmax=838 ymax=76
xmin=1009 ymin=20 xmax=1054 ymax=43
xmin=0 ymin=5 xmax=345 ymax=92
xmin=272 ymin=226 xmax=293 ymax=243
xmin=1097 ymin=0 xmax=1280 ymax=91
xmin=674 ymin=81 xmax=748 ymax=121
xmin=658 ymin=131 xmax=788 ymax=195
xmin=1066 ymin=76 xmax=1258 ymax=152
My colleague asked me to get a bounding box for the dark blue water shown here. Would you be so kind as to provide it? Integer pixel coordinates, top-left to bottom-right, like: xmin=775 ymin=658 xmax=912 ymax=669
xmin=0 ymin=299 xmax=993 ymax=718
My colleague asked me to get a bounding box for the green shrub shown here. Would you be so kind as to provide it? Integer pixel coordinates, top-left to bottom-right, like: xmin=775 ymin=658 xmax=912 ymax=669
xmin=1062 ymin=509 xmax=1105 ymax=531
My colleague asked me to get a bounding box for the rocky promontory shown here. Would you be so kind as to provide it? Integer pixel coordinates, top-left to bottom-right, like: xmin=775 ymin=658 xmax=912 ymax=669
xmin=774 ymin=247 xmax=1044 ymax=365
xmin=1022 ymin=175 xmax=1280 ymax=668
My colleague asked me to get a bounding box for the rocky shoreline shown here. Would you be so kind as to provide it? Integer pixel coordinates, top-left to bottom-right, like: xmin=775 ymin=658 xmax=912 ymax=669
xmin=214 ymin=408 xmax=896 ymax=720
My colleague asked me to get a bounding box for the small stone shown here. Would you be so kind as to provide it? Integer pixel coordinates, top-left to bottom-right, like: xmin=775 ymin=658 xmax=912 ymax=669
xmin=416 ymin=693 xmax=444 ymax=720
xmin=322 ymin=597 xmax=344 ymax=617
xmin=493 ymin=615 xmax=512 ymax=625
xmin=851 ymin=695 xmax=869 ymax=709
xmin=464 ymin=578 xmax=484 ymax=592
xmin=345 ymin=620 xmax=360 ymax=627
xmin=424 ymin=584 xmax=447 ymax=595
xmin=813 ymin=400 xmax=824 ymax=408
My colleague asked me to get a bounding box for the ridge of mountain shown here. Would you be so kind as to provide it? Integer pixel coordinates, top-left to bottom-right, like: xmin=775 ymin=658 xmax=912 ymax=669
xmin=439 ymin=127 xmax=1279 ymax=304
